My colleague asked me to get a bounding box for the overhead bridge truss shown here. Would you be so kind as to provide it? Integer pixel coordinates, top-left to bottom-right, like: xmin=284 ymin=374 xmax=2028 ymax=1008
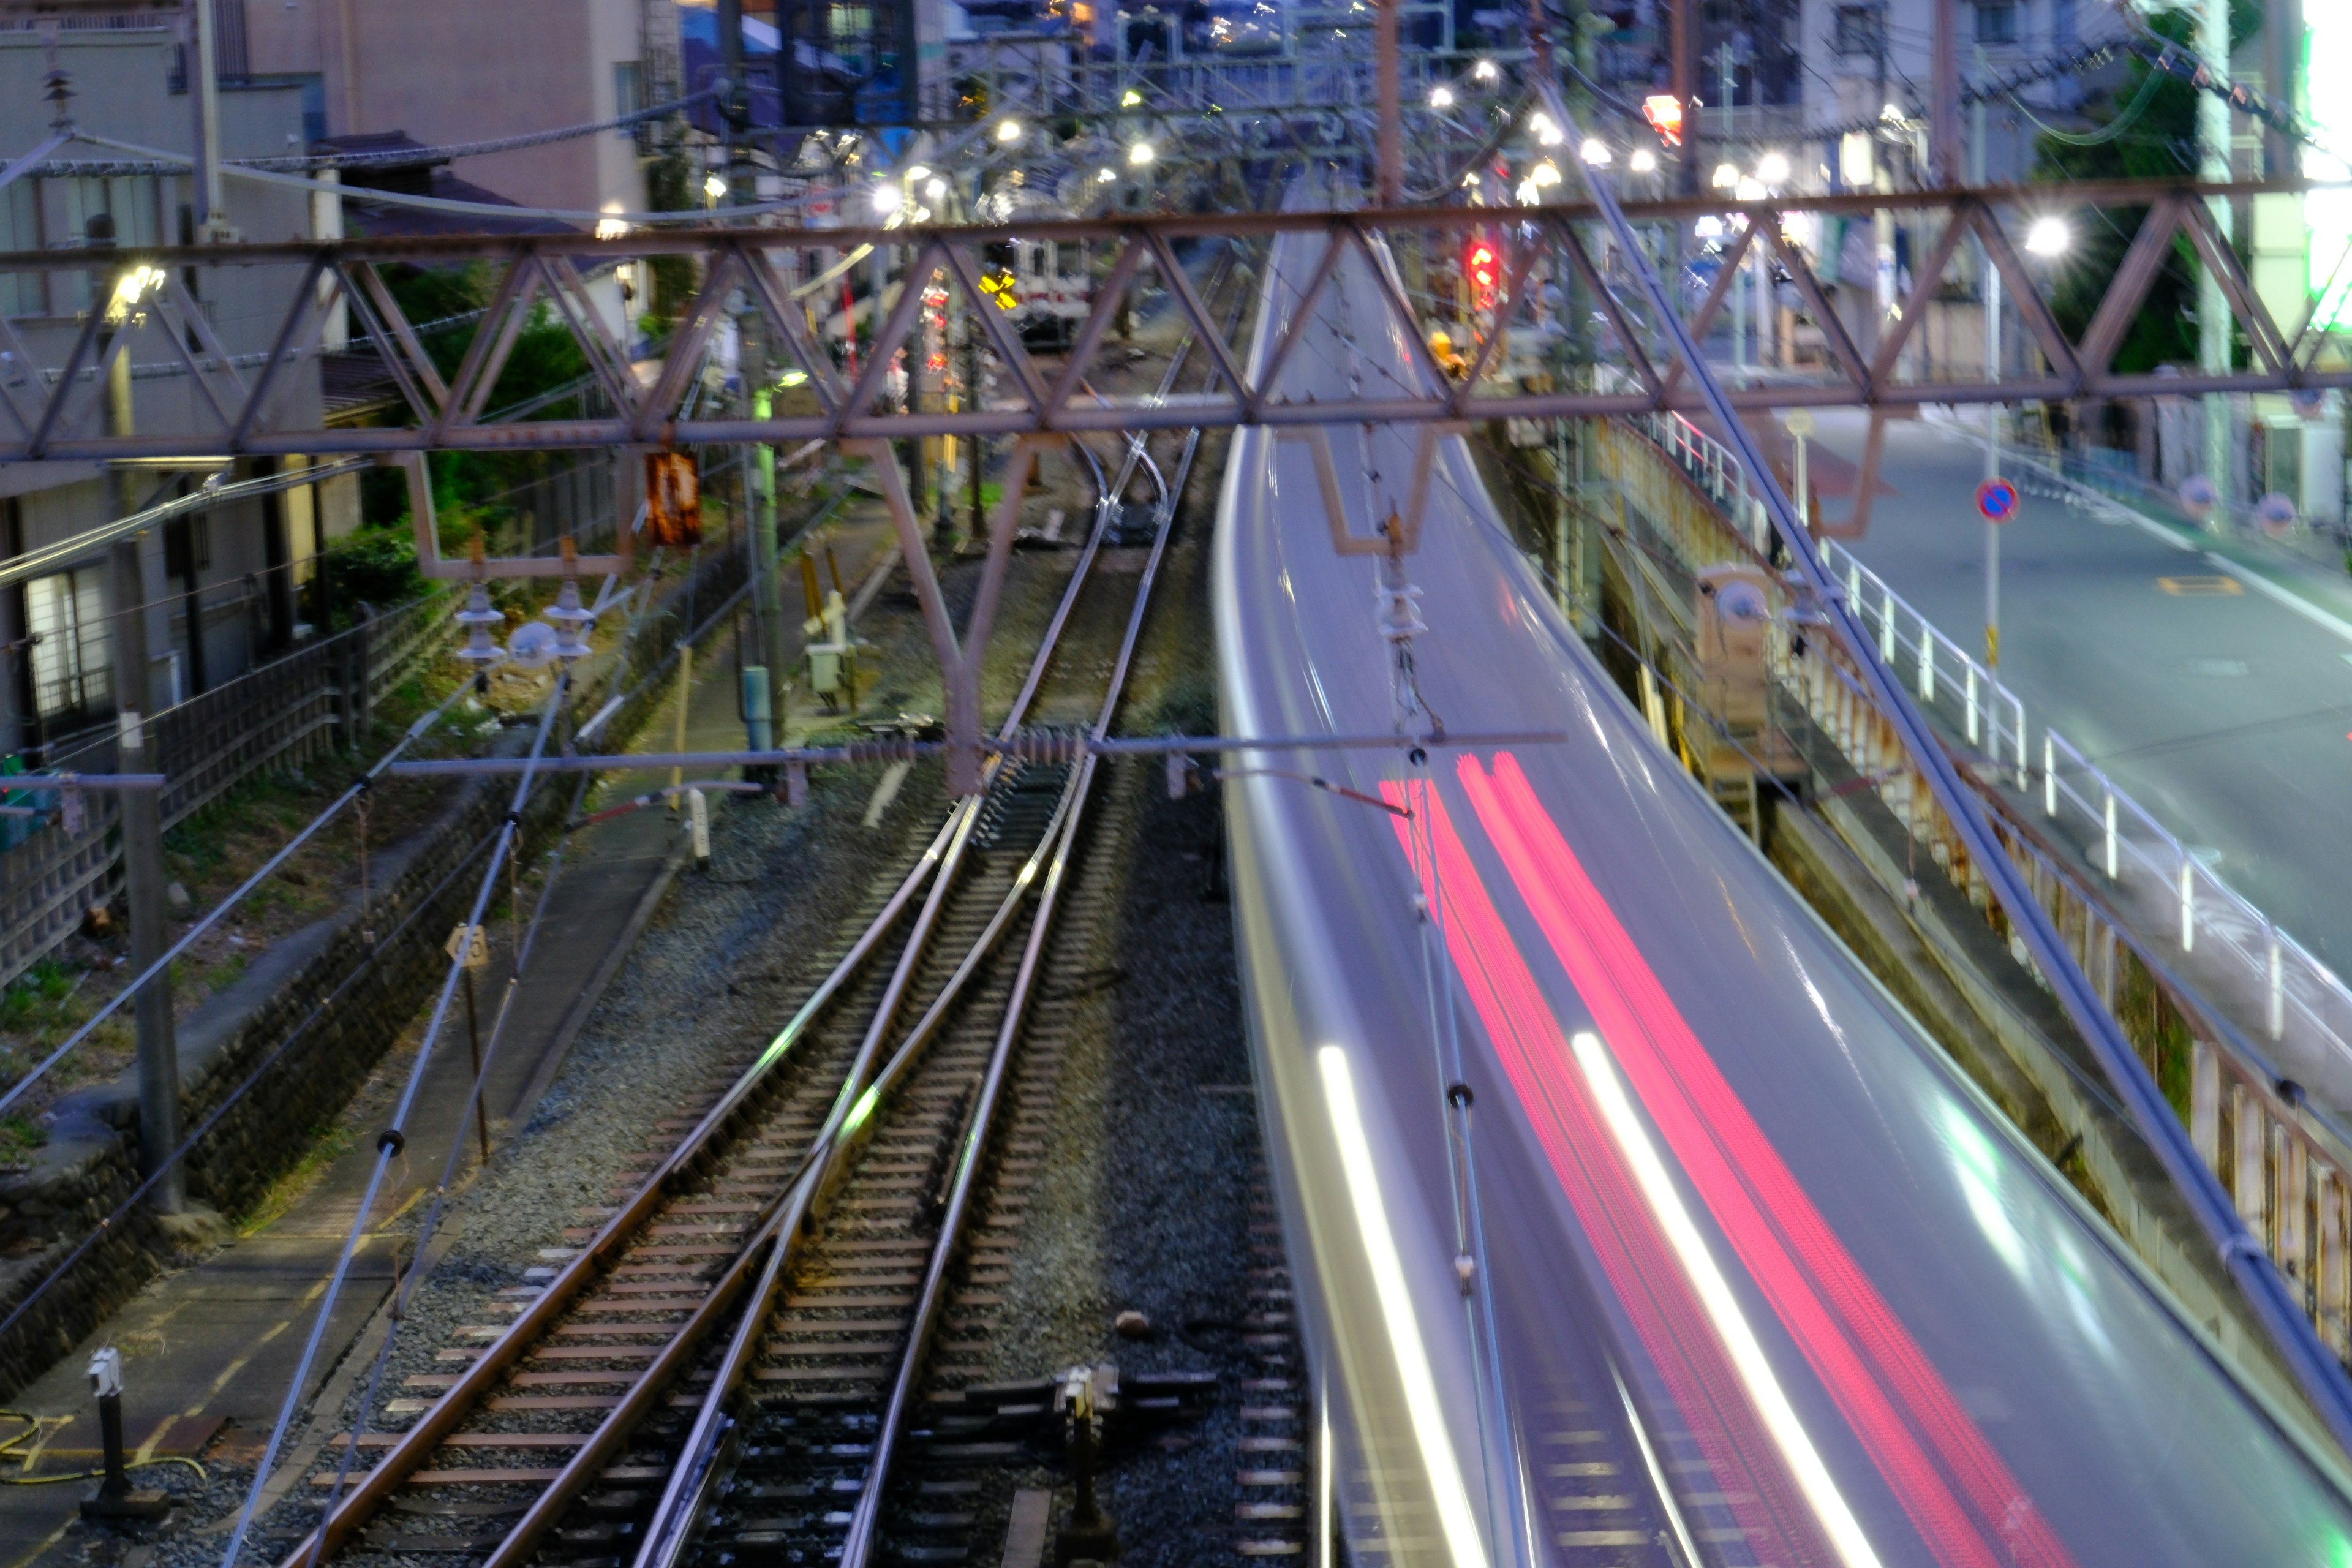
xmin=0 ymin=176 xmax=2339 ymax=464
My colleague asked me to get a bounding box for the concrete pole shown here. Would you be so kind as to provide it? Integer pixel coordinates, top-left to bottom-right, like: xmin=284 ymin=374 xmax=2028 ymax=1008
xmin=99 ymin=290 xmax=181 ymax=1215
xmin=2265 ymin=0 xmax=2299 ymax=179
xmin=1930 ymin=0 xmax=1961 ymax=187
xmin=1670 ymin=0 xmax=1697 ymax=195
xmin=1374 ymin=0 xmax=1400 ymax=205
xmin=186 ymin=0 xmax=226 ymax=238
xmin=751 ymin=392 xmax=788 ymax=688
xmin=2198 ymin=0 xmax=2233 ymax=508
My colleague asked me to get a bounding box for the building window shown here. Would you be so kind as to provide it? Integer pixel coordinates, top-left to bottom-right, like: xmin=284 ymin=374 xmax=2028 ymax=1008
xmin=0 ymin=179 xmax=39 ymax=317
xmin=1975 ymin=2 xmax=2018 ymax=43
xmin=52 ymin=176 xmax=162 ymax=315
xmin=23 ymin=568 xmax=110 ymax=726
xmin=1834 ymin=4 xmax=1882 ymax=55
xmin=614 ymin=61 xmax=644 ymax=130
xmin=60 ymin=176 xmax=161 ymax=249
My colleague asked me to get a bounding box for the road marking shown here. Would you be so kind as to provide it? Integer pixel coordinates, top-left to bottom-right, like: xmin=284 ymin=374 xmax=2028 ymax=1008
xmin=2203 ymin=552 xmax=2352 ymax=646
xmin=2158 ymin=576 xmax=2241 ymax=595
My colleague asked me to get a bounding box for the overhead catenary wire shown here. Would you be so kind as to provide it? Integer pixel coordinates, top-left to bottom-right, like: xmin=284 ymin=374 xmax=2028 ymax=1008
xmin=1526 ymin=36 xmax=2352 ymax=1461
xmin=298 ymin=541 xmax=683 ymax=1567
xmin=214 ymin=679 xmax=566 ymax=1568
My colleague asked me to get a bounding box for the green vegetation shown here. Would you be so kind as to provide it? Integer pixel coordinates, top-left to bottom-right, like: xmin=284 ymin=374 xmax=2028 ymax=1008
xmin=2032 ymin=2 xmax=2263 ymax=373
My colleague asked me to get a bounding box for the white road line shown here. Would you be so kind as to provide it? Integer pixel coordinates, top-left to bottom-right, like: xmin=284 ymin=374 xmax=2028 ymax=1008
xmin=2199 ymin=552 xmax=2352 ymax=648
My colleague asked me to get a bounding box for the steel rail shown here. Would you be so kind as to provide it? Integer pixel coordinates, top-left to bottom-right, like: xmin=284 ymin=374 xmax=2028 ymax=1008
xmin=1529 ymin=66 xmax=2352 ymax=1457
xmin=457 ymin=418 xmax=1139 ymax=1568
xmin=837 ymin=363 xmax=1200 ymax=1568
xmin=632 ymin=249 xmax=1234 ymax=1568
xmin=273 ymin=355 xmax=1129 ymax=1568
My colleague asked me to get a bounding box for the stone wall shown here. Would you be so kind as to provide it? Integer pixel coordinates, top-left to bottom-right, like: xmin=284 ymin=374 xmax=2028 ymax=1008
xmin=0 ymin=530 xmax=749 ymax=1394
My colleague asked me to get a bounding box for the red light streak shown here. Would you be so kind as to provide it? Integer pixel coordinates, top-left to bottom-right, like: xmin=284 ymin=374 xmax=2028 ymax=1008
xmin=1460 ymin=751 xmax=2078 ymax=1568
xmin=1383 ymin=779 xmax=1837 ymax=1567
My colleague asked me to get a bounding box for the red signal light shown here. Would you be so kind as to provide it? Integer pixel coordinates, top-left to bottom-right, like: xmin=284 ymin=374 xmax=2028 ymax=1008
xmin=1465 ymin=239 xmax=1500 ymax=311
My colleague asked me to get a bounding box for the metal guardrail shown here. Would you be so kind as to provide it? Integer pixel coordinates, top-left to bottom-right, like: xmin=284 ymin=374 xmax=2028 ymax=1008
xmin=1618 ymin=396 xmax=2032 ymax=782
xmin=1598 ymin=410 xmax=2352 ymax=1366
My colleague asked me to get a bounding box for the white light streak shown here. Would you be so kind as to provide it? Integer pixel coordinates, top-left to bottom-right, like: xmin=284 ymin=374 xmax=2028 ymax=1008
xmin=1317 ymin=1045 xmax=1488 ymax=1568
xmin=1568 ymin=1031 xmax=1883 ymax=1568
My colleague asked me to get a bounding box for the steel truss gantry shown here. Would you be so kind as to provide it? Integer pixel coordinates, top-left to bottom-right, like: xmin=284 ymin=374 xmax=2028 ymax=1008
xmin=0 ymin=176 xmax=2338 ymax=466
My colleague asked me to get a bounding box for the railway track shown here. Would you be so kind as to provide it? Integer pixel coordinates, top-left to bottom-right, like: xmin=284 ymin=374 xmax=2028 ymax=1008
xmin=273 ymin=257 xmax=1238 ymax=1568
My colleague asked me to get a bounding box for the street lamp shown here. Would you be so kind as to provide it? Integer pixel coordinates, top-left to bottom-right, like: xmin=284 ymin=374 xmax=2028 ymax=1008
xmin=2024 ymin=216 xmax=2072 ymax=257
xmin=1430 ymin=86 xmax=1455 ymax=109
xmin=1711 ymin=161 xmax=1739 ymax=189
xmin=996 ymin=118 xmax=1023 ymax=144
xmin=871 ymin=182 xmax=902 ymax=217
xmin=1472 ymin=58 xmax=1498 ymax=81
xmin=1128 ymin=141 xmax=1156 ymax=167
xmin=1579 ymin=138 xmax=1611 ymax=167
xmin=1755 ymin=149 xmax=1790 ymax=186
xmin=1629 ymin=148 xmax=1657 ymax=174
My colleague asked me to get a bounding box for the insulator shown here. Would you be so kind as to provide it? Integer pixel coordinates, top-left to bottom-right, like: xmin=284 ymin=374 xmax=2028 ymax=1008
xmin=453 ymin=581 xmax=504 ymax=668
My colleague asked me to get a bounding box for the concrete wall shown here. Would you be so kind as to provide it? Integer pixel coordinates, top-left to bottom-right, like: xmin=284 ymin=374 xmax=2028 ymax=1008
xmin=243 ymin=0 xmax=652 ymax=216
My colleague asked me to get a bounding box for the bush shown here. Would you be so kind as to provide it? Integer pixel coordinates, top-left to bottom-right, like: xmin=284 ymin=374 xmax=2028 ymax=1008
xmin=317 ymin=529 xmax=429 ymax=628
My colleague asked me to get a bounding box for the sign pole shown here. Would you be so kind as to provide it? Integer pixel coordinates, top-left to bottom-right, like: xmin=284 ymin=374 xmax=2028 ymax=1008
xmin=1974 ymin=474 xmax=2019 ymax=668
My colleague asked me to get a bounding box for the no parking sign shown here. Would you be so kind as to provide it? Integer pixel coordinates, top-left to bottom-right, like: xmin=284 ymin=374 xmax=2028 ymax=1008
xmin=1976 ymin=477 xmax=2020 ymax=523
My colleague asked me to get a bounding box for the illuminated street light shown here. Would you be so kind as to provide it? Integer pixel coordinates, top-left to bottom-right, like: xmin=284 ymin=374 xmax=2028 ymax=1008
xmin=1735 ymin=176 xmax=1766 ymax=202
xmin=1579 ymin=138 xmax=1611 ymax=167
xmin=1120 ymin=88 xmax=1143 ymax=107
xmin=703 ymin=172 xmax=728 ymax=201
xmin=996 ymin=118 xmax=1023 ymax=143
xmin=871 ymin=182 xmax=902 ymax=216
xmin=1097 ymin=167 xmax=1117 ymax=183
xmin=1472 ymin=58 xmax=1498 ymax=81
xmin=2024 ymin=215 xmax=2072 ymax=257
xmin=905 ymin=164 xmax=930 ymax=181
xmin=1629 ymin=147 xmax=1657 ymax=174
xmin=1756 ymin=150 xmax=1790 ymax=185
xmin=1128 ymin=141 xmax=1156 ymax=166
xmin=925 ymin=178 xmax=948 ymax=201
xmin=1530 ymin=111 xmax=1564 ymax=146
xmin=1711 ymin=162 xmax=1739 ymax=189
xmin=1532 ymin=160 xmax=1561 ymax=187
xmin=1430 ymin=85 xmax=1455 ymax=109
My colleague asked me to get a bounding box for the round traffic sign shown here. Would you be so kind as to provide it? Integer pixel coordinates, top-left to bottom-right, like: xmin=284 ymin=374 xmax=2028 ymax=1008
xmin=1976 ymin=477 xmax=2020 ymax=523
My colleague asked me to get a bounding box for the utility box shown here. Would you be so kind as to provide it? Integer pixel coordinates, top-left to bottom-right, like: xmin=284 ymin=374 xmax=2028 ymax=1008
xmin=1695 ymin=564 xmax=1774 ymax=729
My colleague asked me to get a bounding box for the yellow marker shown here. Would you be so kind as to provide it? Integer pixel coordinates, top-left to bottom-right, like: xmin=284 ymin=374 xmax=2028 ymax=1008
xmin=2157 ymin=575 xmax=2242 ymax=595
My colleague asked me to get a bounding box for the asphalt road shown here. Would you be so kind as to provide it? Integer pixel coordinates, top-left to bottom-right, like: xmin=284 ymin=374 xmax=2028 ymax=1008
xmin=1216 ymin=232 xmax=2352 ymax=1566
xmin=1811 ymin=410 xmax=2352 ymax=975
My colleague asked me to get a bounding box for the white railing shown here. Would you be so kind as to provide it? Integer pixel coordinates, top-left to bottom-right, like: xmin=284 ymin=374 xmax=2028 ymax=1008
xmin=1819 ymin=541 xmax=2030 ymax=791
xmin=2039 ymin=725 xmax=2352 ymax=1107
xmin=1608 ymin=396 xmax=2352 ymax=1099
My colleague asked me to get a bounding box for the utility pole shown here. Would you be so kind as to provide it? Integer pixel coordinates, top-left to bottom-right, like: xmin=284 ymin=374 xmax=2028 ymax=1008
xmin=1374 ymin=0 xmax=1400 ymax=204
xmin=2264 ymin=0 xmax=2298 ymax=179
xmin=1930 ymin=0 xmax=1961 ymax=187
xmin=92 ymin=224 xmax=181 ymax=1215
xmin=751 ymin=391 xmax=788 ymax=688
xmin=2198 ymin=0 xmax=2232 ymax=511
xmin=1670 ymin=0 xmax=1696 ymax=195
xmin=184 ymin=0 xmax=227 ymax=239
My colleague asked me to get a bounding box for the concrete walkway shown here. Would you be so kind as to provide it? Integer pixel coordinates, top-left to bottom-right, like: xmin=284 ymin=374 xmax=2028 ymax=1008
xmin=0 ymin=511 xmax=895 ymax=1567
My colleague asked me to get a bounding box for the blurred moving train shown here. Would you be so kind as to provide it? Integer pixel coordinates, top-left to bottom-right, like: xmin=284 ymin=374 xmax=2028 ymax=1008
xmin=1214 ymin=218 xmax=2352 ymax=1562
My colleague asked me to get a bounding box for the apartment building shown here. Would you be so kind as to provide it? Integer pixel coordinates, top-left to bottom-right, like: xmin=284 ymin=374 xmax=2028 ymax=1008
xmin=0 ymin=27 xmax=336 ymax=760
xmin=239 ymin=0 xmax=658 ymax=217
